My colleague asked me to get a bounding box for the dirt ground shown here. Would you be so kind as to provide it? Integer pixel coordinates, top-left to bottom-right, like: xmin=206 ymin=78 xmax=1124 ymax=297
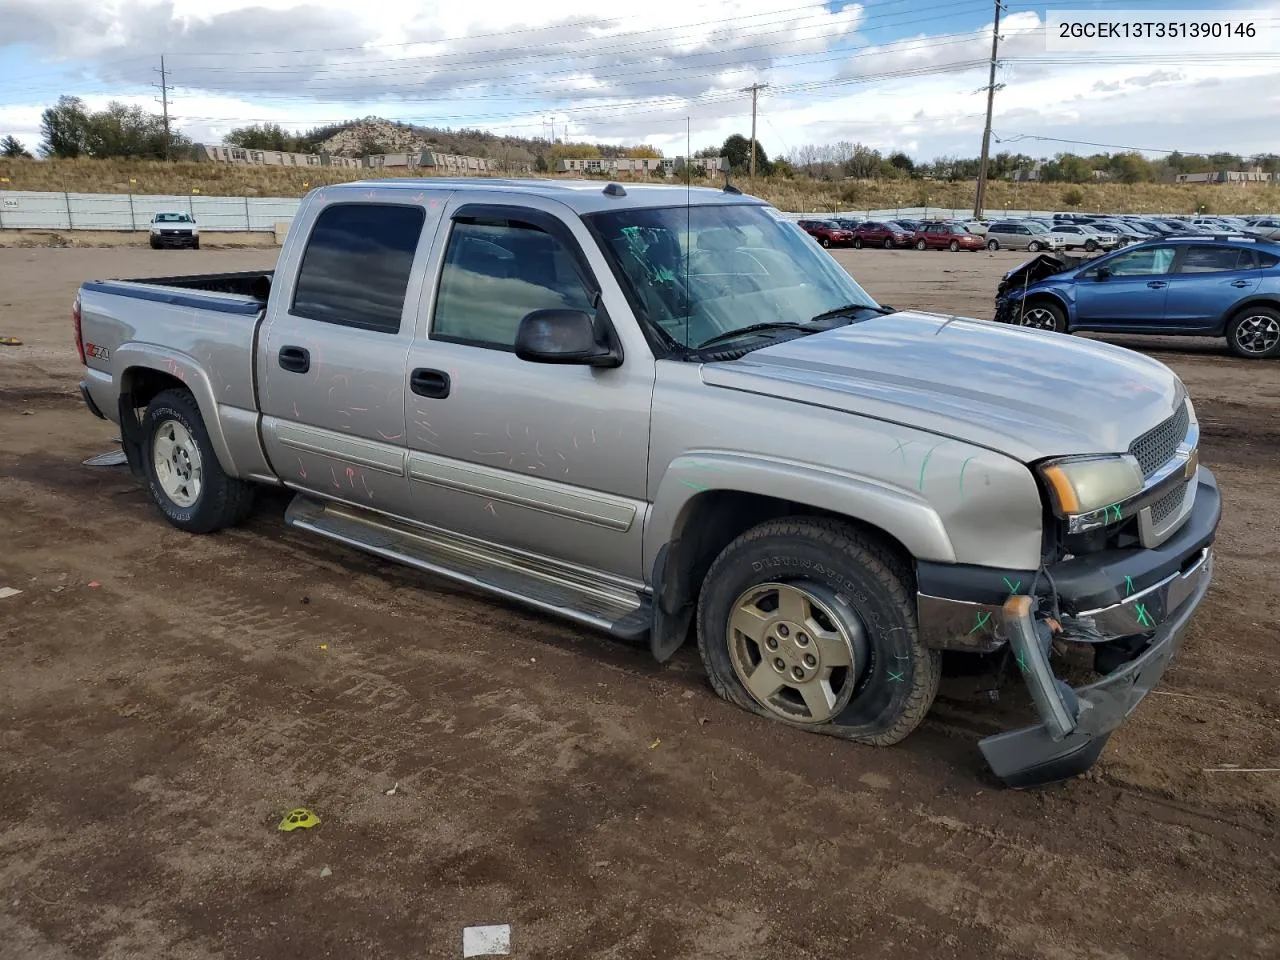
xmin=1 ymin=246 xmax=1277 ymax=960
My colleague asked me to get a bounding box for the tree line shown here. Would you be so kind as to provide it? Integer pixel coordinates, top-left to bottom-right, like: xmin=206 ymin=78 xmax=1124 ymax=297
xmin=33 ymin=95 xmax=190 ymax=160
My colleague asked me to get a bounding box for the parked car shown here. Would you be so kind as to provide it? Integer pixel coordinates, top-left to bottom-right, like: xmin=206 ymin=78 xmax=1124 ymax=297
xmin=952 ymin=219 xmax=988 ymax=236
xmin=994 ymin=235 xmax=1280 ymax=358
xmin=851 ymin=220 xmax=914 ymax=248
xmin=1088 ymin=219 xmax=1150 ymax=243
xmin=72 ymin=177 xmax=1220 ymax=787
xmin=1050 ymin=223 xmax=1120 ymax=252
xmin=797 ymin=219 xmax=855 ymax=248
xmin=1244 ymin=217 xmax=1280 ymax=240
xmin=893 ymin=218 xmax=923 ymax=232
xmin=148 ymin=212 xmax=200 ymax=249
xmin=912 ymin=222 xmax=985 ymax=251
xmin=984 ymin=220 xmax=1067 ymax=252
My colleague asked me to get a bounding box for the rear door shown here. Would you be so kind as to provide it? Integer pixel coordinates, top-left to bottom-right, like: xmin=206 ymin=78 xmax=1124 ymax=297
xmin=1073 ymin=244 xmax=1178 ymax=330
xmin=400 ymin=195 xmax=656 ymax=581
xmin=258 ymin=196 xmax=443 ymax=517
xmin=1161 ymin=244 xmax=1262 ymax=331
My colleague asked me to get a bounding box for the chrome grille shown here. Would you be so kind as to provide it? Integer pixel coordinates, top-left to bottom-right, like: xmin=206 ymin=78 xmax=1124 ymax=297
xmin=1128 ymin=404 xmax=1190 ymax=478
xmin=1151 ymin=483 xmax=1185 ymax=524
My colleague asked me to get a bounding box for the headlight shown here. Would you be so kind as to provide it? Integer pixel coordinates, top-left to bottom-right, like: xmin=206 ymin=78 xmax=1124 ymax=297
xmin=1038 ymin=454 xmax=1144 ymax=532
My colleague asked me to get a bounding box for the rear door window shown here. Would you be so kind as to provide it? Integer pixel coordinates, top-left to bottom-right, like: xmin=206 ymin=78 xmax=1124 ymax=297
xmin=1177 ymin=245 xmax=1254 ymax=273
xmin=291 ymin=203 xmax=426 ymax=334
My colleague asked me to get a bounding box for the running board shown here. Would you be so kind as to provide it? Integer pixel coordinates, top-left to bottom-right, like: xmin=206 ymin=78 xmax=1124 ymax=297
xmin=284 ymin=495 xmax=651 ymax=641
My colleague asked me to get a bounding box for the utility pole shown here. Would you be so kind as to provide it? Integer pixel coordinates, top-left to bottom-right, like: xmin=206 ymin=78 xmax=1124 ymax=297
xmin=973 ymin=1 xmax=1003 ymax=219
xmin=741 ymin=82 xmax=768 ymax=184
xmin=154 ymin=55 xmax=171 ymax=160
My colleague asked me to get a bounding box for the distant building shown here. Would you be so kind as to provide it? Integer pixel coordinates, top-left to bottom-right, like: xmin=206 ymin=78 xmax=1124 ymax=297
xmin=1175 ymin=170 xmax=1273 ymax=185
xmin=555 ymin=155 xmax=726 ymax=176
xmin=191 ymin=143 xmax=509 ymax=175
xmin=191 ymin=144 xmax=361 ymax=168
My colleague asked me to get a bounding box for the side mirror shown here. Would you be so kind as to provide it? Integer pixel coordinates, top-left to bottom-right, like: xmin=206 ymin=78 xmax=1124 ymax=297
xmin=1095 ymin=267 xmax=1111 ymax=281
xmin=514 ymin=308 xmax=621 ymax=367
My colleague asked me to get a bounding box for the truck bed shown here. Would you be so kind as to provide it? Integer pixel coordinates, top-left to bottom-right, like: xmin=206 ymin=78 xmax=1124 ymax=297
xmin=83 ymin=270 xmax=274 ymax=312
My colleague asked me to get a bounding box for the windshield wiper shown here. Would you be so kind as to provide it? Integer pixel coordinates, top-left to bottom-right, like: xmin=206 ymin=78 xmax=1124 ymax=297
xmin=808 ymin=302 xmax=895 ymax=324
xmin=694 ymin=321 xmax=818 ymax=350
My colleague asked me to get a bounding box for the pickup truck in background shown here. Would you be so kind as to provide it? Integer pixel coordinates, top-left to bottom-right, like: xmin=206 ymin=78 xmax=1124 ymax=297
xmin=148 ymin=211 xmax=200 ymax=249
xmin=75 ymin=178 xmax=1220 ymax=787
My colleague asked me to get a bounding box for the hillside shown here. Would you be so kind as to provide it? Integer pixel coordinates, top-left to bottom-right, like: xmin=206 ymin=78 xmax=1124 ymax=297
xmin=2 ymin=156 xmax=1279 ymax=217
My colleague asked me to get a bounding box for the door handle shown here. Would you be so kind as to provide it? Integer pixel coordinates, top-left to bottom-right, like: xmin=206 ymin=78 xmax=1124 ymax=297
xmin=278 ymin=345 xmax=310 ymax=373
xmin=1230 ymin=280 xmax=1250 ymax=287
xmin=410 ymin=368 xmax=451 ymax=399
xmin=1146 ymin=281 xmax=1167 ymax=289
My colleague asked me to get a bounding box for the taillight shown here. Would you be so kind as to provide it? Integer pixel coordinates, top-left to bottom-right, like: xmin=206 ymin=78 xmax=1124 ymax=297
xmin=72 ymin=295 xmax=85 ymax=365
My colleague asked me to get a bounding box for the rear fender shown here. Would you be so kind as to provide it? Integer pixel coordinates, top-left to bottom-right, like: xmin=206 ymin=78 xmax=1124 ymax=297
xmin=115 ymin=344 xmax=240 ymax=476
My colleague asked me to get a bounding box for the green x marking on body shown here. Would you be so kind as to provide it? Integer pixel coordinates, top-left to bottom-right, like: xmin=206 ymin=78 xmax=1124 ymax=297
xmin=1125 ymin=575 xmax=1135 ymax=596
xmin=888 ymin=670 xmax=905 ymax=683
xmin=1003 ymin=577 xmax=1022 ymax=594
xmin=1135 ymin=603 xmax=1153 ymax=627
xmin=968 ymin=612 xmax=992 ymax=634
xmin=1016 ymin=650 xmax=1028 ymax=672
xmin=1107 ymin=503 xmax=1123 ymax=522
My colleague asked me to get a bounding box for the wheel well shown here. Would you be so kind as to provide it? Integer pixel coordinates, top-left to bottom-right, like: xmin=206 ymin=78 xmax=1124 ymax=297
xmin=1224 ymin=298 xmax=1280 ymax=329
xmin=117 ymin=367 xmax=190 ymax=478
xmin=656 ymin=491 xmax=916 ymax=621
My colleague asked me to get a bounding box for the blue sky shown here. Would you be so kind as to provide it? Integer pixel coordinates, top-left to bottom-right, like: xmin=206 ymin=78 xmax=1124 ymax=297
xmin=1 ymin=0 xmax=1276 ymax=161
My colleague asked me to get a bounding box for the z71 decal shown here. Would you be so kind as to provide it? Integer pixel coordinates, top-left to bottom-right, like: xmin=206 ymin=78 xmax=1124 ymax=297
xmin=84 ymin=343 xmax=110 ymax=360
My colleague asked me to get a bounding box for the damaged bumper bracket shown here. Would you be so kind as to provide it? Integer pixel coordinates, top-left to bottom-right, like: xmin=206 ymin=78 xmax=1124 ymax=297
xmin=979 ymin=550 xmax=1214 ymax=788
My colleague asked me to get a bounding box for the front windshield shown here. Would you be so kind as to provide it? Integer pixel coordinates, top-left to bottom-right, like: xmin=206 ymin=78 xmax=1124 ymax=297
xmin=586 ymin=202 xmax=879 ymax=350
xmin=155 ymin=213 xmax=192 ymax=223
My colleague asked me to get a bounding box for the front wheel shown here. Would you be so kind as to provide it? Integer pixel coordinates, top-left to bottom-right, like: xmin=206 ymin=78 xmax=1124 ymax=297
xmin=883 ymin=237 xmax=893 ymax=249
xmin=696 ymin=518 xmax=941 ymax=746
xmin=1028 ymin=240 xmax=1041 ymax=252
xmin=949 ymin=240 xmax=960 ymax=252
xmin=1226 ymin=307 xmax=1280 ymax=358
xmin=853 ymin=237 xmax=863 ymax=249
xmin=192 ymin=237 xmax=200 ymax=250
xmin=1084 ymin=239 xmax=1099 ymax=252
xmin=987 ymin=239 xmax=1000 ymax=251
xmin=915 ymin=239 xmax=927 ymax=250
xmin=821 ymin=237 xmax=831 ymax=248
xmin=1018 ymin=299 xmax=1067 ymax=333
xmin=142 ymin=389 xmax=255 ymax=534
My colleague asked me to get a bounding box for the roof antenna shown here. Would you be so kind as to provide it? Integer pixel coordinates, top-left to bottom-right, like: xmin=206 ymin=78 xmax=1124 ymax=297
xmin=722 ymin=163 xmax=742 ymax=194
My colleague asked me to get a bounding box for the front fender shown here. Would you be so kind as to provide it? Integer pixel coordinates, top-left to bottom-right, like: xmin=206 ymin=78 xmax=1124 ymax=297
xmin=644 ymin=451 xmax=958 ymax=571
xmin=115 ymin=343 xmax=241 ymax=476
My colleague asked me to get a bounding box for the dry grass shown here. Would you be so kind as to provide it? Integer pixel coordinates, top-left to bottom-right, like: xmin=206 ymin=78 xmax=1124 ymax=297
xmin=3 ymin=157 xmax=1279 ymax=215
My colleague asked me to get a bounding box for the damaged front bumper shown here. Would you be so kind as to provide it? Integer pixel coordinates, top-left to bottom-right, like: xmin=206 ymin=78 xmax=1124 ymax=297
xmin=917 ymin=467 xmax=1221 ymax=787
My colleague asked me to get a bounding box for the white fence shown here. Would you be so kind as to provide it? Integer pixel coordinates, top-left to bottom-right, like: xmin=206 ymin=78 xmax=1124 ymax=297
xmin=0 ymin=189 xmax=1064 ymax=233
xmin=0 ymin=191 xmax=301 ymax=232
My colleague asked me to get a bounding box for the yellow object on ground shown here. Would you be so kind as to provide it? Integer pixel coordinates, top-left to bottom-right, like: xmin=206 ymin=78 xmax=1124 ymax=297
xmin=278 ymin=808 xmax=321 ymax=831
xmin=0 ymin=337 xmax=21 ymax=346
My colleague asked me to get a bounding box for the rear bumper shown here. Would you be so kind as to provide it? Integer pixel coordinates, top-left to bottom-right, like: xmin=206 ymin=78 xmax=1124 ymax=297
xmin=79 ymin=379 xmax=106 ymax=420
xmin=916 ymin=467 xmax=1221 ymax=786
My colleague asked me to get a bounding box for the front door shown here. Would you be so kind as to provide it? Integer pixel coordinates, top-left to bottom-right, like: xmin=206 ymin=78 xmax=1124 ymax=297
xmin=1073 ymin=244 xmax=1176 ymax=331
xmin=401 ymin=197 xmax=656 ymax=581
xmin=258 ymin=197 xmax=444 ymax=517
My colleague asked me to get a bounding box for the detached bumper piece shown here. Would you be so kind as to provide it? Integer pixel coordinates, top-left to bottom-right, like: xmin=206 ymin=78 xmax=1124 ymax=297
xmin=979 ymin=548 xmax=1213 ymax=788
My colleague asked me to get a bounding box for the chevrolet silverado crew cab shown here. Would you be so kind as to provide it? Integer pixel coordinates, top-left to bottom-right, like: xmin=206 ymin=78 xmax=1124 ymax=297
xmin=74 ymin=178 xmax=1220 ymax=787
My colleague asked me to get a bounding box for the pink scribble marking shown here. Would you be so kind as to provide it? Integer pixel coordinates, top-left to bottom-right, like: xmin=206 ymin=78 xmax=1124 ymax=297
xmin=485 ymin=502 xmax=497 ymax=516
xmin=330 ymin=467 xmax=341 ymax=489
xmin=297 ymin=458 xmax=307 ymax=480
xmin=346 ymin=467 xmax=356 ymax=488
xmin=292 ymin=402 xmax=300 ymax=417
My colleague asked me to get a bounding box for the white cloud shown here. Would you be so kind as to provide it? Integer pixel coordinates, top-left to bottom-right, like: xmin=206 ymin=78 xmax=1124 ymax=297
xmin=2 ymin=0 xmax=1279 ymax=161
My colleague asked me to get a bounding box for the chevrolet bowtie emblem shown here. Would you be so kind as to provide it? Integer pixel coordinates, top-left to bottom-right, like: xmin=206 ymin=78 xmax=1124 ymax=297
xmin=1184 ymin=447 xmax=1200 ymax=479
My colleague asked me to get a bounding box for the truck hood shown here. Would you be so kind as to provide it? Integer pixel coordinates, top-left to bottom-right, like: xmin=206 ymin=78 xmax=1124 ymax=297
xmin=701 ymin=311 xmax=1185 ymax=463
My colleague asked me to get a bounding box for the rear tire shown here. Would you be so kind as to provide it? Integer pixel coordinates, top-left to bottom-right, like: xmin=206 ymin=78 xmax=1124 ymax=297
xmin=141 ymin=388 xmax=255 ymax=534
xmin=915 ymin=239 xmax=927 ymax=250
xmin=696 ymin=517 xmax=941 ymax=747
xmin=853 ymin=237 xmax=863 ymax=249
xmin=1226 ymin=306 xmax=1280 ymax=358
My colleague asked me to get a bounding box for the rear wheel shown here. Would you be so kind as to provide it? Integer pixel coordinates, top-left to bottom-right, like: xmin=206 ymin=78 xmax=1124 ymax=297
xmin=853 ymin=237 xmax=863 ymax=249
xmin=696 ymin=518 xmax=941 ymax=747
xmin=915 ymin=239 xmax=927 ymax=250
xmin=1018 ymin=298 xmax=1067 ymax=333
xmin=987 ymin=239 xmax=1000 ymax=251
xmin=1226 ymin=307 xmax=1280 ymax=358
xmin=141 ymin=389 xmax=255 ymax=534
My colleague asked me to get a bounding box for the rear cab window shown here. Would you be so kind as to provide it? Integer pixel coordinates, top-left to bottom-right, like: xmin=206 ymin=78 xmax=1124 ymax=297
xmin=291 ymin=203 xmax=427 ymax=334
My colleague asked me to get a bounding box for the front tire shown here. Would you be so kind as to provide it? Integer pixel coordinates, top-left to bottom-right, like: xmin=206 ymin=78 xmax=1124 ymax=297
xmin=1028 ymin=240 xmax=1042 ymax=252
xmin=821 ymin=237 xmax=831 ymax=248
xmin=853 ymin=237 xmax=863 ymax=249
xmin=1226 ymin=306 xmax=1280 ymax=358
xmin=1085 ymin=239 xmax=1098 ymax=252
xmin=883 ymin=237 xmax=893 ymax=249
xmin=192 ymin=237 xmax=200 ymax=250
xmin=696 ymin=518 xmax=941 ymax=746
xmin=987 ymin=239 xmax=1000 ymax=251
xmin=949 ymin=240 xmax=960 ymax=252
xmin=1018 ymin=298 xmax=1067 ymax=333
xmin=142 ymin=388 xmax=255 ymax=534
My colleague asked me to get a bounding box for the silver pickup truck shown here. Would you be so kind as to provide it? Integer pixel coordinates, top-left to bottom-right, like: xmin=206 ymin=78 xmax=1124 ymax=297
xmin=75 ymin=178 xmax=1220 ymax=786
